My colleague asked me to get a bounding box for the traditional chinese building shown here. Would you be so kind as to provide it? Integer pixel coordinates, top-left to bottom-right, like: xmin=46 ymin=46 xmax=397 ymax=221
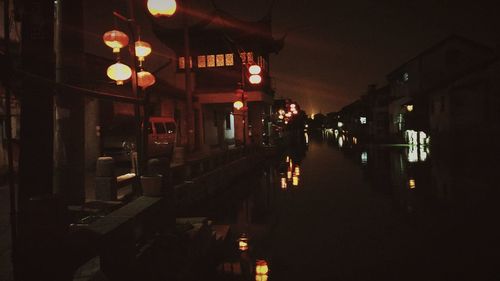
xmin=153 ymin=6 xmax=284 ymax=148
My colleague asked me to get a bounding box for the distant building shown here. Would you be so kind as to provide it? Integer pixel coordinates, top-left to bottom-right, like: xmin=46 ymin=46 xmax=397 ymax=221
xmin=386 ymin=34 xmax=494 ymax=144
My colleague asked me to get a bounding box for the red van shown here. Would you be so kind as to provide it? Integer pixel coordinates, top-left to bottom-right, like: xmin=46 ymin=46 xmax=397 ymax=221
xmin=103 ymin=116 xmax=177 ymax=162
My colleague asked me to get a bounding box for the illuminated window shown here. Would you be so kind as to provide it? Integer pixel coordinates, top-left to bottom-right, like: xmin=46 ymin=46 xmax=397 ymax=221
xmin=179 ymin=56 xmax=192 ymax=69
xmin=216 ymin=54 xmax=225 ymax=67
xmin=207 ymin=55 xmax=215 ymax=67
xmin=179 ymin=57 xmax=185 ymax=69
xmin=360 ymin=117 xmax=367 ymax=124
xmin=225 ymin=53 xmax=234 ymax=66
xmin=240 ymin=52 xmax=246 ymax=64
xmin=197 ymin=55 xmax=206 ymax=68
xmin=247 ymin=52 xmax=254 ymax=64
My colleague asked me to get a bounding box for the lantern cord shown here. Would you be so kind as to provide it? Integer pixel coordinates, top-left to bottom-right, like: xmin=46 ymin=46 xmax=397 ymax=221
xmin=14 ymin=69 xmax=144 ymax=105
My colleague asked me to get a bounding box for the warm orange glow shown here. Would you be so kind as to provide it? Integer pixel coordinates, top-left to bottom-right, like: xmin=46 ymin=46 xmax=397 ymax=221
xmin=135 ymin=41 xmax=152 ymax=61
xmin=137 ymin=70 xmax=156 ymax=89
xmin=147 ymin=0 xmax=176 ymax=17
xmin=287 ymin=170 xmax=292 ymax=180
xmin=238 ymin=235 xmax=249 ymax=251
xmin=249 ymin=74 xmax=262 ymax=84
xmin=233 ymin=100 xmax=244 ymax=110
xmin=409 ymin=178 xmax=416 ymax=189
xmin=255 ymin=260 xmax=269 ymax=275
xmin=292 ymin=176 xmax=299 ymax=186
xmin=107 ymin=62 xmax=132 ymax=85
xmin=255 ymin=275 xmax=268 ymax=281
xmin=281 ymin=177 xmax=287 ymax=189
xmin=406 ymin=104 xmax=414 ymax=112
xmin=294 ymin=166 xmax=300 ymax=176
xmin=103 ymin=30 xmax=129 ymax=53
xmin=249 ymin=64 xmax=261 ymax=75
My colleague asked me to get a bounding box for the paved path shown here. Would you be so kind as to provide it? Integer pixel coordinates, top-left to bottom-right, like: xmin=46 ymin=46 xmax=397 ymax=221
xmin=263 ymin=140 xmax=499 ymax=281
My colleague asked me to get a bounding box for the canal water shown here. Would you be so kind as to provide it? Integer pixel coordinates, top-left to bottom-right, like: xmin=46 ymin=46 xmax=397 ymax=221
xmin=199 ymin=132 xmax=500 ymax=281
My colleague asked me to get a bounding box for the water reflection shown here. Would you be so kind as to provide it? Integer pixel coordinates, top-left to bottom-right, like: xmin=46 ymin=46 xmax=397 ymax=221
xmin=281 ymin=154 xmax=302 ymax=189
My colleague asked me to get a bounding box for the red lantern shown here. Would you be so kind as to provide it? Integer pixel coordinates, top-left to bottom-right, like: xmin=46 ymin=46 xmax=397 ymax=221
xmin=135 ymin=40 xmax=152 ymax=61
xmin=103 ymin=30 xmax=129 ymax=53
xmin=233 ymin=100 xmax=244 ymax=110
xmin=255 ymin=260 xmax=269 ymax=275
xmin=137 ymin=70 xmax=156 ymax=89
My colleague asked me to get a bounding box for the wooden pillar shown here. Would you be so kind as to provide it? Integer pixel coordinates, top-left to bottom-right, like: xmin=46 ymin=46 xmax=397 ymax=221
xmin=54 ymin=0 xmax=85 ymax=205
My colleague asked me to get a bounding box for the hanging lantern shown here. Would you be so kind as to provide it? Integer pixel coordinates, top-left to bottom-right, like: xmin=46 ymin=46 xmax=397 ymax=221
xmin=135 ymin=40 xmax=152 ymax=61
xmin=103 ymin=30 xmax=129 ymax=53
xmin=233 ymin=100 xmax=244 ymax=110
xmin=249 ymin=74 xmax=262 ymax=84
xmin=238 ymin=234 xmax=249 ymax=251
xmin=255 ymin=260 xmax=269 ymax=276
xmin=248 ymin=64 xmax=261 ymax=75
xmin=147 ymin=0 xmax=177 ymax=17
xmin=107 ymin=62 xmax=132 ymax=85
xmin=137 ymin=70 xmax=156 ymax=89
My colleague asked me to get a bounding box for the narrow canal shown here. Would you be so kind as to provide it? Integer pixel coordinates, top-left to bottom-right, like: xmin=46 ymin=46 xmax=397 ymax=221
xmin=197 ymin=132 xmax=500 ymax=281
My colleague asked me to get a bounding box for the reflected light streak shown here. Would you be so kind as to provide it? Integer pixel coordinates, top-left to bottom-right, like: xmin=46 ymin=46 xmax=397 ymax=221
xmin=407 ymin=145 xmax=418 ymax=163
xmin=281 ymin=177 xmax=287 ymax=189
xmin=294 ymin=166 xmax=300 ymax=176
xmin=338 ymin=136 xmax=344 ymax=147
xmin=409 ymin=178 xmax=416 ymax=189
xmin=361 ymin=151 xmax=368 ymax=164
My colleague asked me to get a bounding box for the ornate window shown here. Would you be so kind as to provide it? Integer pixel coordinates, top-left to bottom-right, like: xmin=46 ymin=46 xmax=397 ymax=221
xmin=207 ymin=55 xmax=215 ymax=67
xmin=225 ymin=53 xmax=234 ymax=66
xmin=178 ymin=56 xmax=192 ymax=69
xmin=216 ymin=54 xmax=225 ymax=67
xmin=179 ymin=57 xmax=185 ymax=69
xmin=197 ymin=55 xmax=206 ymax=68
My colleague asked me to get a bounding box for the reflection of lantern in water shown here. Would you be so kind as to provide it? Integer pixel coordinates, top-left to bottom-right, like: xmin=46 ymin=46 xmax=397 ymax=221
xmin=255 ymin=275 xmax=268 ymax=281
xmin=294 ymin=166 xmax=300 ymax=176
xmin=238 ymin=235 xmax=249 ymax=251
xmin=292 ymin=176 xmax=299 ymax=186
xmin=409 ymin=178 xmax=416 ymax=189
xmin=281 ymin=177 xmax=287 ymax=189
xmin=338 ymin=136 xmax=344 ymax=147
xmin=255 ymin=260 xmax=269 ymax=275
xmin=289 ymin=160 xmax=293 ymax=168
xmin=287 ymin=170 xmax=292 ymax=180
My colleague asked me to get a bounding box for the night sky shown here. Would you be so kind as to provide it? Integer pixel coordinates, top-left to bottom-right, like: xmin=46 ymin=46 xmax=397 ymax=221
xmin=216 ymin=0 xmax=500 ymax=115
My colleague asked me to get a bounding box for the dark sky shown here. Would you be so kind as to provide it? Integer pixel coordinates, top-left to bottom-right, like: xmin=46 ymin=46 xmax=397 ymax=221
xmin=216 ymin=0 xmax=500 ymax=115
